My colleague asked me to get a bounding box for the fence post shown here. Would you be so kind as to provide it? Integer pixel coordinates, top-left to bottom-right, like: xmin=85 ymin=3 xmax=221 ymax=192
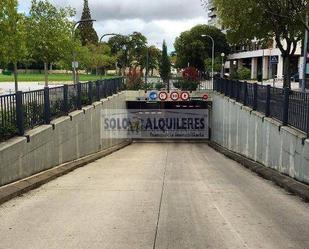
xmin=243 ymin=81 xmax=248 ymax=106
xmin=265 ymin=85 xmax=271 ymax=117
xmin=224 ymin=79 xmax=228 ymax=95
xmin=96 ymin=81 xmax=100 ymax=101
xmin=43 ymin=87 xmax=51 ymax=124
xmin=253 ymin=83 xmax=258 ymax=111
xmin=236 ymin=80 xmax=240 ymax=102
xmin=63 ymin=85 xmax=69 ymax=114
xmin=88 ymin=82 xmax=93 ymax=104
xmin=77 ymin=83 xmax=82 ymax=110
xmin=282 ymin=87 xmax=290 ymax=126
xmin=15 ymin=91 xmax=24 ymax=136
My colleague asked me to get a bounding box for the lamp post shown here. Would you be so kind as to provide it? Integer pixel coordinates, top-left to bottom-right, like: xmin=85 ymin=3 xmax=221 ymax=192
xmin=72 ymin=19 xmax=96 ymax=84
xmin=221 ymin=52 xmax=225 ymax=78
xmin=99 ymin=33 xmax=118 ymax=43
xmin=302 ymin=14 xmax=309 ymax=92
xmin=99 ymin=33 xmax=119 ymax=77
xmin=201 ymin=34 xmax=215 ymax=85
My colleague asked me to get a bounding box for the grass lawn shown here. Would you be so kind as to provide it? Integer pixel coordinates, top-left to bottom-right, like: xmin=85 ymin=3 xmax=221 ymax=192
xmin=0 ymin=73 xmax=117 ymax=83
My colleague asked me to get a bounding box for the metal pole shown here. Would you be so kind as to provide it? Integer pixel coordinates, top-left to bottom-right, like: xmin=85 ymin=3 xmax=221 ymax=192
xmin=211 ymin=39 xmax=214 ymax=86
xmin=72 ymin=22 xmax=79 ymax=85
xmin=201 ymin=35 xmax=215 ymax=86
xmin=145 ymin=47 xmax=149 ymax=86
xmin=302 ymin=14 xmax=308 ymax=92
xmin=71 ymin=19 xmax=96 ymax=84
xmin=221 ymin=56 xmax=224 ymax=78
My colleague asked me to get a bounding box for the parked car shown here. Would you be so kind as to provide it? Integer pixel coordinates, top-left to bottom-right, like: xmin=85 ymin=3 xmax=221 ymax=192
xmin=291 ymin=73 xmax=299 ymax=82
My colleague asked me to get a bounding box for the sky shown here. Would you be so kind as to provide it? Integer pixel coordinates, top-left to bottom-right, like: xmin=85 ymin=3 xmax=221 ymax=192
xmin=18 ymin=0 xmax=208 ymax=51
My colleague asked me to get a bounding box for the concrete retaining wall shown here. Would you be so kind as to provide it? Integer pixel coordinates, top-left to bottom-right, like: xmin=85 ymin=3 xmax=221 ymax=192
xmin=0 ymin=92 xmax=129 ymax=187
xmin=212 ymin=93 xmax=309 ymax=184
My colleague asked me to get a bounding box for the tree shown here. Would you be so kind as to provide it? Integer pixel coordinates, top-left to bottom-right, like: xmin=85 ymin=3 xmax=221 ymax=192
xmin=278 ymin=0 xmax=309 ymax=32
xmin=108 ymin=34 xmax=131 ymax=75
xmin=87 ymin=43 xmax=116 ymax=75
xmin=159 ymin=40 xmax=171 ymax=86
xmin=108 ymin=32 xmax=147 ymax=75
xmin=140 ymin=45 xmax=161 ymax=76
xmin=204 ymin=57 xmax=222 ymax=73
xmin=212 ymin=0 xmax=306 ymax=87
xmin=0 ymin=0 xmax=27 ymax=91
xmin=27 ymin=0 xmax=75 ymax=86
xmin=129 ymin=32 xmax=147 ymax=69
xmin=174 ymin=24 xmax=230 ymax=71
xmin=78 ymin=0 xmax=98 ymax=45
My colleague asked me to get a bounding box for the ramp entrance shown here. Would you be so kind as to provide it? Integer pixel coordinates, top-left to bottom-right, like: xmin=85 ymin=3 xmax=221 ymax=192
xmin=126 ymin=100 xmax=211 ymax=140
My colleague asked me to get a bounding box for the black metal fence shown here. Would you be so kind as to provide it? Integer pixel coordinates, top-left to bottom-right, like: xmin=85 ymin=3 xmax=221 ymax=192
xmin=214 ymin=79 xmax=309 ymax=137
xmin=0 ymin=78 xmax=123 ymax=142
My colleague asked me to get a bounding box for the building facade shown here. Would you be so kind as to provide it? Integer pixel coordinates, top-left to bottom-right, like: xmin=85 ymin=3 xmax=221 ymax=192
xmin=205 ymin=1 xmax=303 ymax=82
xmin=228 ymin=40 xmax=302 ymax=81
xmin=206 ymin=0 xmax=223 ymax=30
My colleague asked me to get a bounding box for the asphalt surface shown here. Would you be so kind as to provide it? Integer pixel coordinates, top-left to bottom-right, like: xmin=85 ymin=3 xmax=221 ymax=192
xmin=0 ymin=142 xmax=309 ymax=249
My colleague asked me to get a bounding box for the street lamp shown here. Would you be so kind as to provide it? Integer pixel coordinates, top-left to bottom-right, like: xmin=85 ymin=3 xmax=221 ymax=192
xmin=99 ymin=33 xmax=119 ymax=77
xmin=99 ymin=33 xmax=118 ymax=43
xmin=221 ymin=53 xmax=225 ymax=78
xmin=72 ymin=19 xmax=96 ymax=84
xmin=201 ymin=34 xmax=215 ymax=85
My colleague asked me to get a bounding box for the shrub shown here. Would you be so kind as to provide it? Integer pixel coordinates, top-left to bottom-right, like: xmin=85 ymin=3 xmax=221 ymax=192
xmin=155 ymin=82 xmax=165 ymax=90
xmin=173 ymin=66 xmax=200 ymax=91
xmin=174 ymin=79 xmax=199 ymax=91
xmin=235 ymin=67 xmax=251 ymax=80
xmin=126 ymin=68 xmax=143 ymax=90
xmin=0 ymin=110 xmax=17 ymax=141
xmin=182 ymin=67 xmax=199 ymax=82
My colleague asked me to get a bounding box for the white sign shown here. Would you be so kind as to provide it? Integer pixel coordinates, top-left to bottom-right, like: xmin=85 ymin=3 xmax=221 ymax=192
xmin=180 ymin=92 xmax=190 ymax=101
xmin=159 ymin=92 xmax=168 ymax=101
xmin=170 ymin=92 xmax=179 ymax=101
xmin=72 ymin=61 xmax=79 ymax=69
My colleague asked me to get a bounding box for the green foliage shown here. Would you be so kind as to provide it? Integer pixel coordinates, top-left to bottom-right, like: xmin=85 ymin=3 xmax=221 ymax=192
xmin=174 ymin=79 xmax=199 ymax=91
xmin=0 ymin=0 xmax=28 ymax=90
xmin=174 ymin=24 xmax=230 ymax=71
xmin=212 ymin=0 xmax=305 ymax=87
xmin=78 ymin=0 xmax=98 ymax=45
xmin=159 ymin=40 xmax=171 ymax=82
xmin=87 ymin=43 xmax=116 ymax=74
xmin=108 ymin=32 xmax=148 ymax=75
xmin=140 ymin=45 xmax=161 ymax=75
xmin=204 ymin=57 xmax=223 ymax=73
xmin=0 ymin=109 xmax=17 ymax=141
xmin=27 ymin=0 xmax=75 ymax=84
xmin=237 ymin=67 xmax=251 ymax=80
xmin=155 ymin=82 xmax=165 ymax=90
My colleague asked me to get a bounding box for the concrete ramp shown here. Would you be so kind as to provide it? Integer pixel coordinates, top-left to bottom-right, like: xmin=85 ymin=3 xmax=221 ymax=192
xmin=0 ymin=143 xmax=309 ymax=249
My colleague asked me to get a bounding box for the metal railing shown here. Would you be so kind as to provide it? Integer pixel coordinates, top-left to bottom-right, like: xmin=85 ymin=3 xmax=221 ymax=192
xmin=214 ymin=79 xmax=309 ymax=137
xmin=0 ymin=77 xmax=123 ymax=142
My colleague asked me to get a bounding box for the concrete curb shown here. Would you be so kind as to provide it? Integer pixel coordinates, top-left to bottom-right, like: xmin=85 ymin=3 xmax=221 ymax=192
xmin=0 ymin=140 xmax=132 ymax=206
xmin=209 ymin=141 xmax=309 ymax=202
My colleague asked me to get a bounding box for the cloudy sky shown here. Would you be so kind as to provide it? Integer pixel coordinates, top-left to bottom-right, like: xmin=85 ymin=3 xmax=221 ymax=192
xmin=18 ymin=0 xmax=208 ymax=51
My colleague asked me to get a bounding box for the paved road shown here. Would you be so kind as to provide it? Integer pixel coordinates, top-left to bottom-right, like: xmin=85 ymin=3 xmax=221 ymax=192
xmin=0 ymin=142 xmax=309 ymax=249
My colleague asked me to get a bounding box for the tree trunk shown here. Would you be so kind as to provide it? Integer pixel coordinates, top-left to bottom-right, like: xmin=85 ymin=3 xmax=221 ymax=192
xmin=13 ymin=62 xmax=18 ymax=92
xmin=44 ymin=62 xmax=48 ymax=87
xmin=282 ymin=55 xmax=291 ymax=88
